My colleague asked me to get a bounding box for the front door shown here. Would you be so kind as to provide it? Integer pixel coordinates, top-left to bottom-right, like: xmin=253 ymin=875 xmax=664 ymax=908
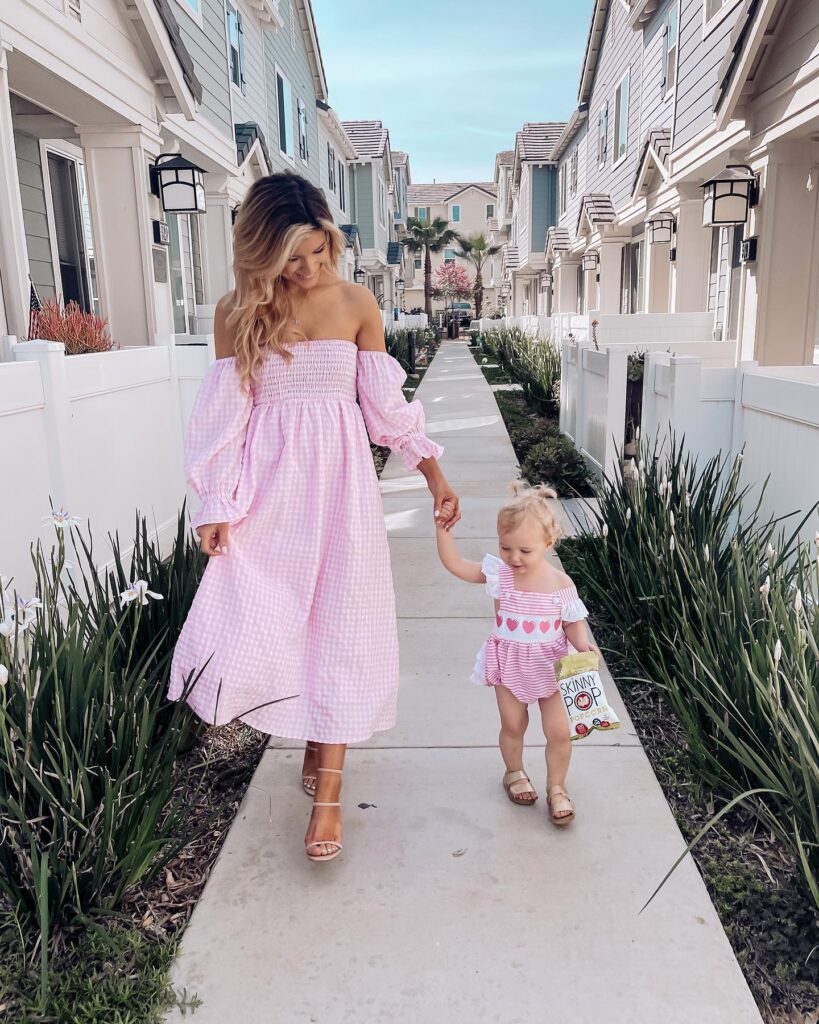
xmin=47 ymin=151 xmax=92 ymax=311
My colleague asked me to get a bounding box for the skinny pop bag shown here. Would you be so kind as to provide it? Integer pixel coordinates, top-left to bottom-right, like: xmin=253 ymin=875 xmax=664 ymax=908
xmin=555 ymin=651 xmax=620 ymax=740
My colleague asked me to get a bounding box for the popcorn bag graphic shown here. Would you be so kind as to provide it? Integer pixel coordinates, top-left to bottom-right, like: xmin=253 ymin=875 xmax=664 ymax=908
xmin=555 ymin=651 xmax=621 ymax=740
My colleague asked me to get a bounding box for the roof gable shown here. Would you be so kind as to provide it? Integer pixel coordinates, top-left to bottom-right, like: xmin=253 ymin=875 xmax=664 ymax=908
xmin=576 ymin=193 xmax=616 ymax=235
xmin=714 ymin=0 xmax=786 ymax=130
xmin=342 ymin=119 xmax=389 ymax=158
xmin=631 ymin=129 xmax=671 ymax=199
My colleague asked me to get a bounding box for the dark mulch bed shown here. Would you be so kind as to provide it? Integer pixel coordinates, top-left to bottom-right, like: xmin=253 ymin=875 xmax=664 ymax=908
xmin=556 ymin=564 xmax=819 ymax=1024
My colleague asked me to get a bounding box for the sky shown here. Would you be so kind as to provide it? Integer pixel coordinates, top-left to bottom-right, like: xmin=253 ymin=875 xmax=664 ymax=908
xmin=310 ymin=0 xmax=595 ymax=184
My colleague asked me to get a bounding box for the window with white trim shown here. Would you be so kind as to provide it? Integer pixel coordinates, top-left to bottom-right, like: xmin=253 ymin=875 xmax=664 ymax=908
xmin=451 ymin=204 xmax=461 ymax=223
xmin=414 ymin=256 xmax=422 ymax=270
xmin=598 ymin=102 xmax=609 ymax=167
xmin=569 ymin=149 xmax=578 ymax=197
xmin=378 ymin=178 xmax=386 ymax=226
xmin=226 ymin=3 xmax=245 ymax=93
xmin=614 ymin=70 xmax=630 ymax=163
xmin=662 ymin=3 xmax=679 ymax=96
xmin=620 ymin=237 xmax=645 ymax=314
xmin=338 ymin=161 xmax=346 ymax=212
xmin=327 ymin=143 xmax=336 ymax=191
xmin=297 ymin=98 xmax=309 ymax=161
xmin=705 ymin=0 xmax=729 ymax=19
xmin=558 ymin=164 xmax=567 ymax=216
xmin=444 ymin=248 xmax=456 ymax=265
xmin=486 ymin=203 xmax=494 ymax=219
xmin=415 ymin=206 xmax=428 ymax=222
xmin=276 ymin=73 xmax=294 ymax=157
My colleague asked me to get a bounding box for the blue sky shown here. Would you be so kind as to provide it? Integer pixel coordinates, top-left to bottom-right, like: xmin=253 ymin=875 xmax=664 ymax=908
xmin=311 ymin=0 xmax=594 ymax=184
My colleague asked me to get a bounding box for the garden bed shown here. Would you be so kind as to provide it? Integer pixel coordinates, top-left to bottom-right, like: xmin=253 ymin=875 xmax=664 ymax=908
xmin=470 ymin=333 xmax=594 ymax=498
xmin=556 ymin=578 xmax=819 ymax=1024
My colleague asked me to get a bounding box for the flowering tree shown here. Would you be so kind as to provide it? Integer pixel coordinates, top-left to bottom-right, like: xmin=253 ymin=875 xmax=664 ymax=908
xmin=431 ymin=263 xmax=473 ymax=310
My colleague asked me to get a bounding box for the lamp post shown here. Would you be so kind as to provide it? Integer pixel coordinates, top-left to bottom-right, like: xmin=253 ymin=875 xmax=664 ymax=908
xmin=701 ymin=164 xmax=759 ymax=227
xmin=151 ymin=154 xmax=206 ymax=214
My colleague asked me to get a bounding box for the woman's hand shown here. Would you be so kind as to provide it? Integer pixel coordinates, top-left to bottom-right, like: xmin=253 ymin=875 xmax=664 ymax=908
xmin=196 ymin=522 xmax=230 ymax=557
xmin=430 ymin=480 xmax=460 ymax=531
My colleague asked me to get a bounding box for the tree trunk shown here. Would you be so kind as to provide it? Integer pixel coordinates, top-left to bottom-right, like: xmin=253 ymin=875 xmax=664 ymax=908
xmin=474 ymin=261 xmax=484 ymax=320
xmin=424 ymin=246 xmax=432 ymax=318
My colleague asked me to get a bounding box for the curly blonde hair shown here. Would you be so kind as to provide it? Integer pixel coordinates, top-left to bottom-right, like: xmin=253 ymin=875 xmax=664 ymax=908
xmin=497 ymin=482 xmax=562 ymax=545
xmin=227 ymin=173 xmax=345 ymax=387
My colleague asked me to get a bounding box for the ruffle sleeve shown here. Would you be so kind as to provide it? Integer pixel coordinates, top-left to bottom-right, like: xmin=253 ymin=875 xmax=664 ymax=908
xmin=184 ymin=358 xmax=254 ymax=530
xmin=481 ymin=554 xmax=504 ymax=599
xmin=356 ymin=350 xmax=444 ymax=470
xmin=561 ymin=586 xmax=590 ymax=622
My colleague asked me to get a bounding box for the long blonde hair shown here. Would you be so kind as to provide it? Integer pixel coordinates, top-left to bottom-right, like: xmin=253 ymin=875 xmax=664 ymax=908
xmin=497 ymin=482 xmax=562 ymax=546
xmin=227 ymin=173 xmax=345 ymax=386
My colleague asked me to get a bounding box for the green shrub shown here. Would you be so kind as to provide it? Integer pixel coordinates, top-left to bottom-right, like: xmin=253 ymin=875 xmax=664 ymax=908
xmin=0 ymin=512 xmax=208 ymax=986
xmin=561 ymin=439 xmax=818 ymax=906
xmin=520 ymin=436 xmax=592 ymax=497
xmin=509 ymin=417 xmax=561 ymax=452
xmin=479 ymin=328 xmax=561 ymax=418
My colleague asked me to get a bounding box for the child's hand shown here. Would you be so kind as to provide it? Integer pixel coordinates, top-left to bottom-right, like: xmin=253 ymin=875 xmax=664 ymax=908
xmin=435 ymin=499 xmax=456 ymax=529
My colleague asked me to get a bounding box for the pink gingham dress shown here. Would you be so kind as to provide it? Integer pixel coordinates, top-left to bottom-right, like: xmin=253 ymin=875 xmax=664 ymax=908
xmin=471 ymin=555 xmax=589 ymax=704
xmin=168 ymin=340 xmax=443 ymax=743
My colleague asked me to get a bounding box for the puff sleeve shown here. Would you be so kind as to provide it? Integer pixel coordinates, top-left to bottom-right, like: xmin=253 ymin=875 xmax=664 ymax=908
xmin=356 ymin=350 xmax=444 ymax=470
xmin=481 ymin=554 xmax=505 ymax=599
xmin=560 ymin=586 xmax=590 ymax=622
xmin=184 ymin=358 xmax=254 ymax=530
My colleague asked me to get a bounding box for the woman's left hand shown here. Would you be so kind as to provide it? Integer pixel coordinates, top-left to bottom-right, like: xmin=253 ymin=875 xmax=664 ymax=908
xmin=431 ymin=479 xmax=461 ymax=531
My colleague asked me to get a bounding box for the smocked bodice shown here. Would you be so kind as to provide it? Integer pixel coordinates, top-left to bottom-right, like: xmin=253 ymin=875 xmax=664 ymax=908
xmin=251 ymin=339 xmax=357 ymax=406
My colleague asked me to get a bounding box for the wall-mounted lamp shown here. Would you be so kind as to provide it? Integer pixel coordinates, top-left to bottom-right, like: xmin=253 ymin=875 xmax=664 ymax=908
xmin=151 ymin=153 xmax=206 ymax=214
xmin=647 ymin=212 xmax=675 ymax=245
xmin=701 ymin=164 xmax=759 ymax=227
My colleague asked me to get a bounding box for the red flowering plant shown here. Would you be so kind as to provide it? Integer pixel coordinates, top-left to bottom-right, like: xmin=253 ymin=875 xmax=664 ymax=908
xmin=29 ymin=298 xmax=114 ymax=355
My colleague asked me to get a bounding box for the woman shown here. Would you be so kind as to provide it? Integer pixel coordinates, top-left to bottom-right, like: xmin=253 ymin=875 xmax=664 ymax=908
xmin=169 ymin=173 xmax=460 ymax=862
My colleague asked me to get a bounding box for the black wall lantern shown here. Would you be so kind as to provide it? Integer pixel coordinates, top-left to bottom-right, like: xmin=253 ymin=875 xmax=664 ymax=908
xmin=647 ymin=212 xmax=675 ymax=245
xmin=396 ymin=276 xmax=405 ymax=292
xmin=151 ymin=153 xmax=206 ymax=214
xmin=580 ymin=251 xmax=600 ymax=273
xmin=701 ymin=164 xmax=759 ymax=227
xmin=353 ymin=266 xmax=365 ymax=285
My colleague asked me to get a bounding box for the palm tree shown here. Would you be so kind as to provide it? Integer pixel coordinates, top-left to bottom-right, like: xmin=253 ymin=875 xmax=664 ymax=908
xmin=403 ymin=216 xmax=458 ymax=318
xmin=455 ymin=232 xmax=502 ymax=319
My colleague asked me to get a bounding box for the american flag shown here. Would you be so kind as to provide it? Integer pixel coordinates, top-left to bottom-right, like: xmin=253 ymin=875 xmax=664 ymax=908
xmin=28 ymin=278 xmax=43 ymax=339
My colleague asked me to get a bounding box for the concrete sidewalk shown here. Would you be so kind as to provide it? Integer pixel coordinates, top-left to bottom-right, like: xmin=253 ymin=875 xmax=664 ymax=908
xmin=166 ymin=341 xmax=762 ymax=1024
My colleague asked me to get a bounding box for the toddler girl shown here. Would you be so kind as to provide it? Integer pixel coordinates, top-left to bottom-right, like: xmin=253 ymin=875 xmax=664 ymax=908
xmin=435 ymin=484 xmax=594 ymax=824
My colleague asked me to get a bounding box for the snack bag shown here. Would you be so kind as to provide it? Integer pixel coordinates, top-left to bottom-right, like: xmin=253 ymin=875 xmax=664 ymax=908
xmin=555 ymin=651 xmax=620 ymax=740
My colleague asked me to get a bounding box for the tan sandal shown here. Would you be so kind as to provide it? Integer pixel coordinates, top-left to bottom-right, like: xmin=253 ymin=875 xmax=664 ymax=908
xmin=547 ymin=785 xmax=575 ymax=826
xmin=302 ymin=743 xmax=318 ymax=796
xmin=305 ymin=768 xmax=343 ymax=863
xmin=503 ymin=769 xmax=538 ymax=806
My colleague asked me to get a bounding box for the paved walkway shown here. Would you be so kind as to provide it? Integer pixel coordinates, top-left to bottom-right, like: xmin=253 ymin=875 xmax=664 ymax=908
xmin=166 ymin=341 xmax=762 ymax=1024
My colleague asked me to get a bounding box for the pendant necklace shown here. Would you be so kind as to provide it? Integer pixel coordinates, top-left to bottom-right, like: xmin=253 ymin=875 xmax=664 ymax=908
xmin=290 ymin=289 xmax=308 ymax=325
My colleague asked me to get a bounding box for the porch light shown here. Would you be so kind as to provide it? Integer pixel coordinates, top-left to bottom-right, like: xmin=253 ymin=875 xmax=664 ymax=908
xmin=647 ymin=212 xmax=675 ymax=245
xmin=701 ymin=164 xmax=759 ymax=227
xmin=581 ymin=251 xmax=599 ymax=272
xmin=543 ymin=273 xmax=553 ymax=287
xmin=152 ymin=154 xmax=206 ymax=214
xmin=396 ymin=276 xmax=405 ymax=292
xmin=353 ymin=266 xmax=365 ymax=285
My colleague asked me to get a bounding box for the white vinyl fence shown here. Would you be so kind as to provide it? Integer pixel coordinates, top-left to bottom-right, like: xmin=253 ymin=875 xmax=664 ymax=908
xmin=642 ymin=356 xmax=819 ymax=544
xmin=0 ymin=335 xmax=208 ymax=598
xmin=471 ymin=314 xmax=552 ymax=337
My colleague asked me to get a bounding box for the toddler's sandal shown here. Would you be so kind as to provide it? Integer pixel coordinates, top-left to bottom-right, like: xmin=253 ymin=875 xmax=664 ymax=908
xmin=503 ymin=769 xmax=538 ymax=806
xmin=547 ymin=786 xmax=575 ymax=826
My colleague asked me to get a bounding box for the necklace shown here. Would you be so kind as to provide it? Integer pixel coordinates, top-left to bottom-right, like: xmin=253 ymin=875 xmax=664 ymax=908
xmin=289 ymin=289 xmax=308 ymax=325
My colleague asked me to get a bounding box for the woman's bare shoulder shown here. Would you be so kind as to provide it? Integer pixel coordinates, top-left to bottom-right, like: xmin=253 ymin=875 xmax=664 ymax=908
xmin=214 ymin=292 xmax=237 ymax=360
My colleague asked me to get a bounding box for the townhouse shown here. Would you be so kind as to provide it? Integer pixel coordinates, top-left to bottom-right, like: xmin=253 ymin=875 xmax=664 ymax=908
xmin=404 ymin=180 xmax=499 ymax=315
xmin=0 ymin=0 xmax=401 ymax=349
xmin=549 ymin=0 xmax=819 ymax=367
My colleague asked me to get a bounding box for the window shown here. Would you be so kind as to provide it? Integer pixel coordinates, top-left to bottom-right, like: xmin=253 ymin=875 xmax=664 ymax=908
xmin=45 ymin=150 xmax=97 ymax=314
xmin=415 ymin=206 xmax=428 ymax=222
xmin=180 ymin=0 xmax=199 ymax=11
xmin=614 ymin=70 xmax=630 ymax=163
xmin=297 ymin=98 xmax=309 ymax=161
xmin=662 ymin=4 xmax=679 ymax=96
xmin=486 ymin=203 xmax=494 ymax=219
xmin=570 ymin=149 xmax=578 ymax=197
xmin=705 ymin=0 xmax=729 ymax=19
xmin=577 ymin=261 xmax=586 ymax=314
xmin=226 ymin=4 xmax=245 ymax=93
xmin=558 ymin=164 xmax=567 ymax=216
xmin=708 ymin=226 xmax=742 ymax=340
xmin=276 ymin=73 xmax=294 ymax=157
xmin=338 ymin=160 xmax=346 ymax=212
xmin=452 ymin=204 xmax=461 ymax=222
xmin=620 ymin=238 xmax=645 ymax=314
xmin=378 ymin=178 xmax=386 ymax=226
xmin=598 ymin=102 xmax=609 ymax=167
xmin=414 ymin=256 xmax=422 ymax=270
xmin=327 ymin=143 xmax=336 ymax=191
xmin=444 ymin=248 xmax=456 ymax=265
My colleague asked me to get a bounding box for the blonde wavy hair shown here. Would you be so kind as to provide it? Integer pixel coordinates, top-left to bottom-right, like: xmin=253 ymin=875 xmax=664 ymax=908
xmin=227 ymin=173 xmax=345 ymax=386
xmin=497 ymin=482 xmax=562 ymax=546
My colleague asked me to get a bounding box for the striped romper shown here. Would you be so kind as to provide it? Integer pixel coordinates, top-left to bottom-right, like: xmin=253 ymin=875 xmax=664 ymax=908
xmin=471 ymin=554 xmax=590 ymax=704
